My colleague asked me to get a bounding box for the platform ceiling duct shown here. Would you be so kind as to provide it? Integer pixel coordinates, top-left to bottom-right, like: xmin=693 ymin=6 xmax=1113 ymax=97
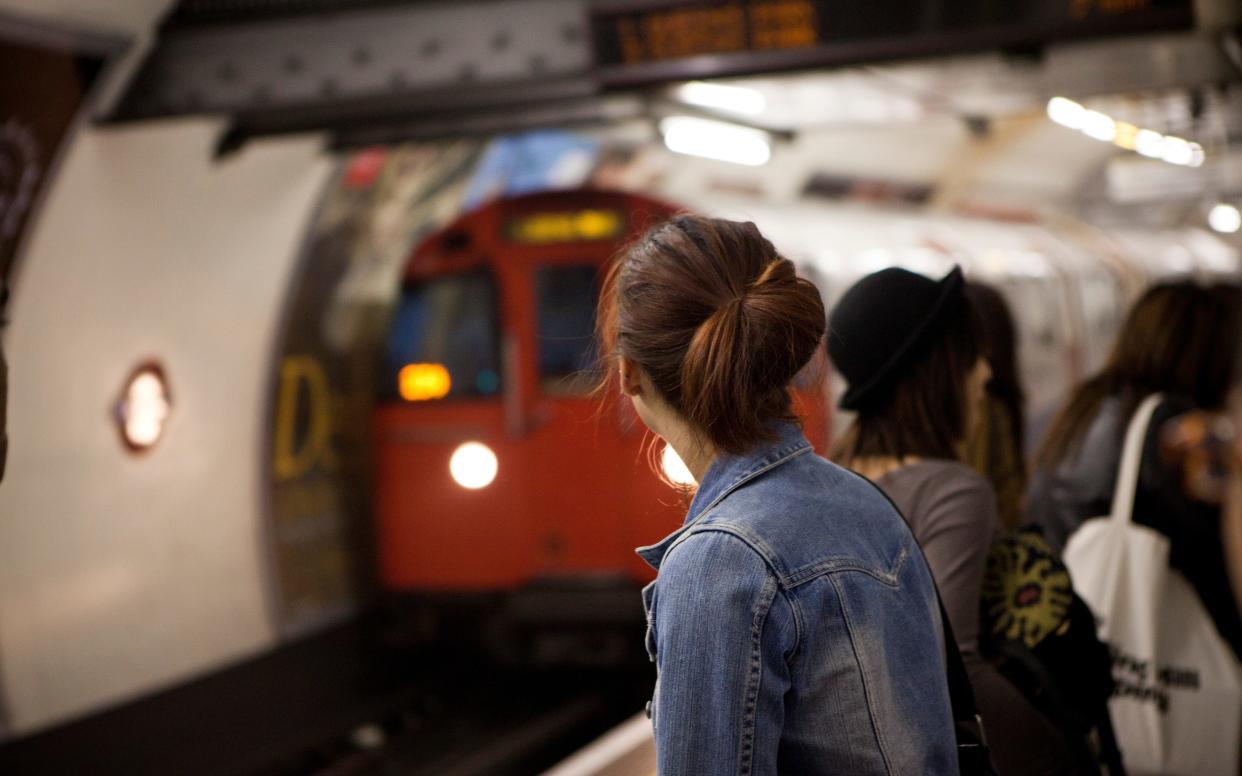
xmin=105 ymin=0 xmax=1241 ymax=148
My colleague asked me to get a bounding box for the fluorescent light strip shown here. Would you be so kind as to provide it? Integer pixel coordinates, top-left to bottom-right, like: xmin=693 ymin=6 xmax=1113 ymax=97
xmin=660 ymin=116 xmax=772 ymax=166
xmin=1135 ymin=129 xmax=1165 ymax=159
xmin=1046 ymin=97 xmax=1086 ymax=130
xmin=676 ymin=81 xmax=767 ymax=116
xmin=1081 ymin=110 xmax=1117 ymax=142
xmin=1045 ymin=97 xmax=1204 ymax=168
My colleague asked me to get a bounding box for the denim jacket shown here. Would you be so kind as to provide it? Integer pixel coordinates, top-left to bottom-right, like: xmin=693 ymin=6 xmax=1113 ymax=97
xmin=637 ymin=424 xmax=957 ymax=775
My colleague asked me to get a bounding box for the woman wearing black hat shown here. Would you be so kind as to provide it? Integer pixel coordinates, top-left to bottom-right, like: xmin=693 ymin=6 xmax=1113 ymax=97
xmin=829 ymin=266 xmax=1085 ymax=776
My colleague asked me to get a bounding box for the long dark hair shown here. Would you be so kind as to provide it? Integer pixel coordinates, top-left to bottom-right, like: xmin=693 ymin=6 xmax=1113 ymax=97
xmin=1036 ymin=280 xmax=1234 ymax=469
xmin=1205 ymin=282 xmax=1242 ymax=407
xmin=833 ymin=297 xmax=981 ymax=463
xmin=966 ymin=281 xmax=1025 ymax=453
xmin=596 ymin=215 xmax=826 ymax=455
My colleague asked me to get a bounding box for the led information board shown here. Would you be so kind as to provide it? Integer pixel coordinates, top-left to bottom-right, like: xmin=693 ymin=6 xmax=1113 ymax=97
xmin=591 ymin=0 xmax=1194 ymax=85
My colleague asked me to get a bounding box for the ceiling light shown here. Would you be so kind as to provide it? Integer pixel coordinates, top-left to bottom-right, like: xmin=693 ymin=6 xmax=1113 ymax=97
xmin=1134 ymin=129 xmax=1165 ymax=159
xmin=1046 ymin=97 xmax=1086 ymax=130
xmin=675 ymin=81 xmax=766 ymax=116
xmin=660 ymin=116 xmax=771 ymax=166
xmin=1081 ymin=111 xmax=1117 ymax=142
xmin=1049 ymin=98 xmax=1207 ymax=168
xmin=1161 ymin=136 xmax=1195 ymax=166
xmin=1113 ymin=122 xmax=1138 ymax=151
xmin=1209 ymin=203 xmax=1241 ymax=234
xmin=1186 ymin=142 xmax=1205 ymax=168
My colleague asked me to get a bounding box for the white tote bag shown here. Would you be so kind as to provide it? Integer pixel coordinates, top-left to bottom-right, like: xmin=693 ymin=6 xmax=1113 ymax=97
xmin=1064 ymin=394 xmax=1242 ymax=776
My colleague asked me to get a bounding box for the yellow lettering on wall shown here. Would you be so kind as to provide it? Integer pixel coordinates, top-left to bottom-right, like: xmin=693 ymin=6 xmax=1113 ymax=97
xmin=273 ymin=356 xmax=337 ymax=481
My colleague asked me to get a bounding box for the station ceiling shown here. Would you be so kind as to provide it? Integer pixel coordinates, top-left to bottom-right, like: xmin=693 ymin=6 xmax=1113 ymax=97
xmin=2 ymin=0 xmax=1239 ymax=223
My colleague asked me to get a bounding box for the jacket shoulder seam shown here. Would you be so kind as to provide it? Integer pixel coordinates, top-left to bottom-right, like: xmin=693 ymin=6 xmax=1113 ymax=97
xmin=784 ymin=543 xmax=911 ymax=589
xmin=829 ymin=572 xmax=896 ymax=774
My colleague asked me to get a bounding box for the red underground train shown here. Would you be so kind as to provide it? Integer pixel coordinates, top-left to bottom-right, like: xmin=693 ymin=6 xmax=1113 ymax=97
xmin=373 ymin=188 xmax=830 ymax=658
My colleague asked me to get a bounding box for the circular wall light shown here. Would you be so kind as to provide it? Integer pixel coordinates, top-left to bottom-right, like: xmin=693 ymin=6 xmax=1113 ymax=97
xmin=449 ymin=441 xmax=498 ymax=489
xmin=116 ymin=362 xmax=171 ymax=453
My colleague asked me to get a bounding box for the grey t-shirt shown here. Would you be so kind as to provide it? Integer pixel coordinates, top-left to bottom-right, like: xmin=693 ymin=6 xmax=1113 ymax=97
xmin=876 ymin=459 xmax=998 ymax=656
xmin=877 ymin=459 xmax=1083 ymax=776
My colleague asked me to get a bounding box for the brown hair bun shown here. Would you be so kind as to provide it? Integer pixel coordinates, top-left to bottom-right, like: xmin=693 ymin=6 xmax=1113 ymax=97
xmin=599 ymin=215 xmax=826 ymax=454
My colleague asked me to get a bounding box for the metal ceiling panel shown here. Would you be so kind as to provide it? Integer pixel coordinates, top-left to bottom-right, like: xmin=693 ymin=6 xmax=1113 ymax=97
xmin=106 ymin=0 xmax=1233 ymax=147
xmin=112 ymin=0 xmax=595 ymax=124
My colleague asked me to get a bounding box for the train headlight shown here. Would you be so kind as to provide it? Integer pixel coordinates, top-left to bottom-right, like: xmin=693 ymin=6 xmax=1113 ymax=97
xmin=450 ymin=442 xmax=498 ymax=489
xmin=661 ymin=443 xmax=696 ymax=487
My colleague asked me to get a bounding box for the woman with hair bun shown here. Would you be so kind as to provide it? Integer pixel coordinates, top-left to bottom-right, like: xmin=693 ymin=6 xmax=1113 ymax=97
xmin=598 ymin=215 xmax=958 ymax=775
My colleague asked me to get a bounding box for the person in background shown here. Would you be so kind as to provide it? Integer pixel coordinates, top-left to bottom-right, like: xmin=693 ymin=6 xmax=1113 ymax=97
xmin=599 ymin=216 xmax=958 ymax=775
xmin=1229 ymin=342 xmax=1242 ymax=617
xmin=1027 ymin=280 xmax=1242 ymax=660
xmin=1 ymin=281 xmax=8 ymax=483
xmin=0 ymin=282 xmax=7 ymax=742
xmin=830 ymin=266 xmax=1086 ymax=776
xmin=963 ymin=281 xmax=1027 ymax=530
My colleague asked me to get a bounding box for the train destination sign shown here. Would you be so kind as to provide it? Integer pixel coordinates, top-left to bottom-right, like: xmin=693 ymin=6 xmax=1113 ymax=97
xmin=591 ymin=0 xmax=1194 ymax=86
xmin=504 ymin=209 xmax=626 ymax=244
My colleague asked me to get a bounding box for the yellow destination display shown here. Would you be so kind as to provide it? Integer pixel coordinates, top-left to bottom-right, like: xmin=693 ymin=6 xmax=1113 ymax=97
xmin=505 ymin=209 xmax=625 ymax=244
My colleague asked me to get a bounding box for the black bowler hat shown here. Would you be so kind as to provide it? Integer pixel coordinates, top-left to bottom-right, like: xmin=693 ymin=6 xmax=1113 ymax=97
xmin=828 ymin=265 xmax=965 ymax=410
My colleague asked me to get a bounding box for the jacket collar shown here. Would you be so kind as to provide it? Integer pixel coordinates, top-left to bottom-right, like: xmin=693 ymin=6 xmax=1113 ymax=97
xmin=636 ymin=422 xmax=812 ymax=571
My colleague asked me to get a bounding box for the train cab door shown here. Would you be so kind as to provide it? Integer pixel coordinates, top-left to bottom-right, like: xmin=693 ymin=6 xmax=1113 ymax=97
xmin=508 ymin=245 xmax=634 ymax=586
xmin=498 ymin=192 xmax=681 ymax=597
xmin=375 ymin=211 xmax=543 ymax=593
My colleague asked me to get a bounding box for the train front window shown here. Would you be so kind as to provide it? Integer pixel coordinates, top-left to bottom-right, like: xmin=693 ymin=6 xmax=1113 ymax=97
xmin=384 ymin=268 xmax=501 ymax=401
xmin=535 ymin=265 xmax=599 ymax=395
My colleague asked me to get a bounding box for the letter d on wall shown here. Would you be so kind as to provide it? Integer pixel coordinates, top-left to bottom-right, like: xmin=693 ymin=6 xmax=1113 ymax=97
xmin=273 ymin=355 xmax=336 ymax=480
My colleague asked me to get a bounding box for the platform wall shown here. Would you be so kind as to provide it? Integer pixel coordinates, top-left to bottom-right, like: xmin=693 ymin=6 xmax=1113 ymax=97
xmin=0 ymin=119 xmax=333 ymax=734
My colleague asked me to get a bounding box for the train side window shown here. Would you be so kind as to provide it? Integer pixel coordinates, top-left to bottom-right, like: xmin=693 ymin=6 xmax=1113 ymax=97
xmin=383 ymin=268 xmax=501 ymax=401
xmin=535 ymin=265 xmax=599 ymax=395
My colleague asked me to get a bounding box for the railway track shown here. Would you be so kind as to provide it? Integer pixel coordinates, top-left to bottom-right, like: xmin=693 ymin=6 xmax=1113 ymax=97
xmin=0 ymin=617 xmax=654 ymax=776
xmin=299 ymin=665 xmax=652 ymax=776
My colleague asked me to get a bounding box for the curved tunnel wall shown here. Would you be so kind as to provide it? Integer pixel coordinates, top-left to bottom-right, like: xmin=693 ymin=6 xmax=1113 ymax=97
xmin=0 ymin=119 xmax=333 ymax=734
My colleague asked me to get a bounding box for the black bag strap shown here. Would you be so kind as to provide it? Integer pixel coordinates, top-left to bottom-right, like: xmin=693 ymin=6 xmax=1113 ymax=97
xmin=938 ymin=597 xmax=996 ymax=775
xmin=938 ymin=596 xmax=981 ymax=723
xmin=933 ymin=559 xmax=999 ymax=775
